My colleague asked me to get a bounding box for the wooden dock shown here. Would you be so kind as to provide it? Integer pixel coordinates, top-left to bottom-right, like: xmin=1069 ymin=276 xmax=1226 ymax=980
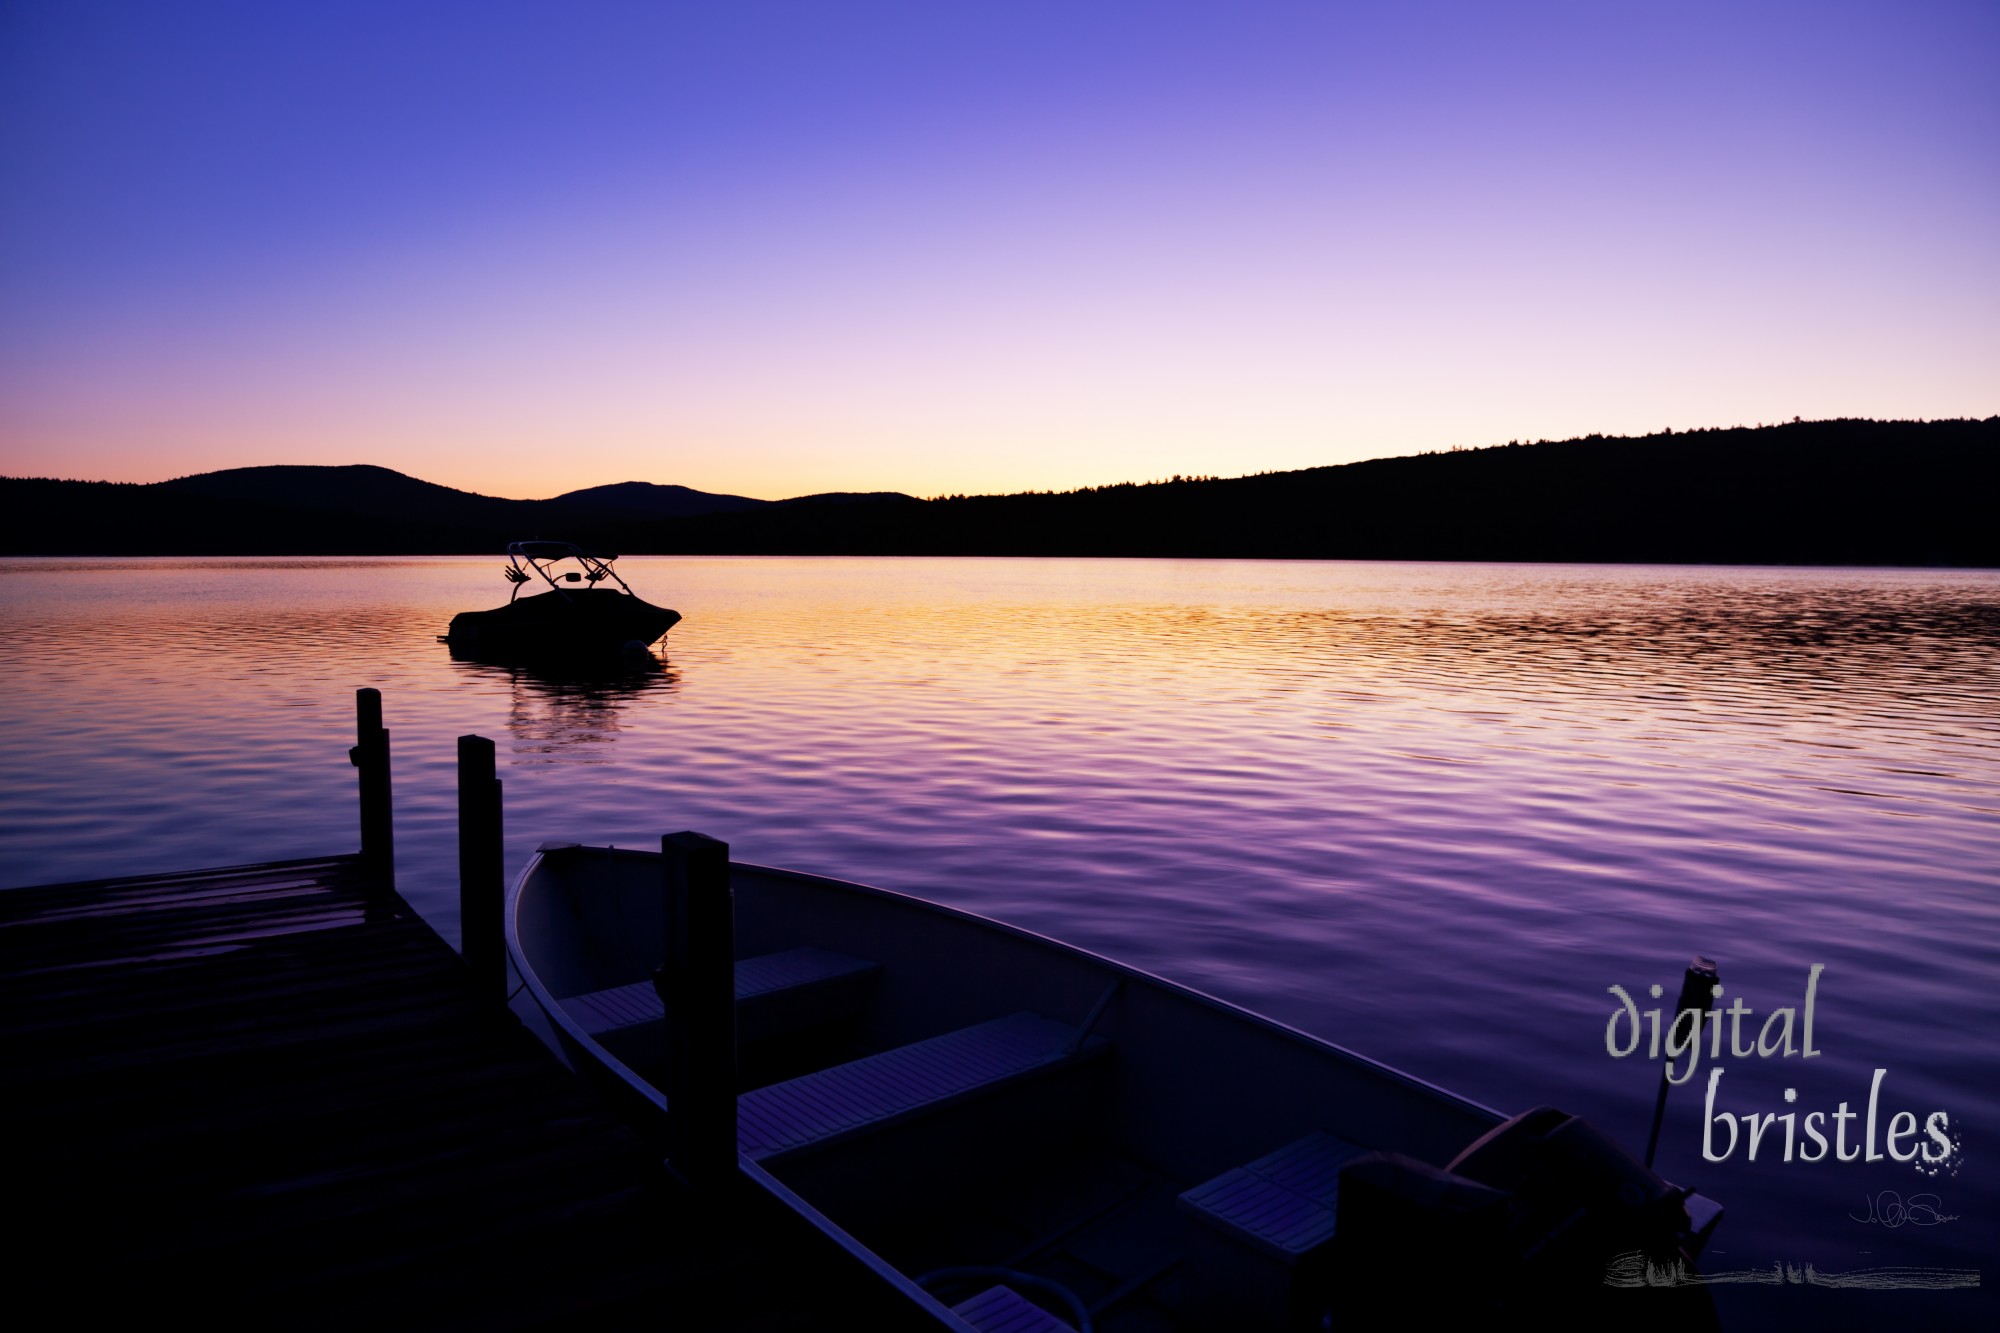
xmin=0 ymin=693 xmax=950 ymax=1330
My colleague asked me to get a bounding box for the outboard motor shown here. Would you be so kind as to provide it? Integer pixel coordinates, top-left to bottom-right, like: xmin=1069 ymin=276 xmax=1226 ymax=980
xmin=1336 ymin=1107 xmax=1720 ymax=1327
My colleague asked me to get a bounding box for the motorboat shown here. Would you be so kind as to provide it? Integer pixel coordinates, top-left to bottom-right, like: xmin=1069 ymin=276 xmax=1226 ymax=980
xmin=443 ymin=542 xmax=680 ymax=655
xmin=507 ymin=839 xmax=1724 ymax=1330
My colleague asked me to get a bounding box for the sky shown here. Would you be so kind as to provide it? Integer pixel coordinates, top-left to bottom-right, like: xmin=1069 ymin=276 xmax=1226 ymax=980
xmin=2 ymin=1 xmax=1995 ymax=502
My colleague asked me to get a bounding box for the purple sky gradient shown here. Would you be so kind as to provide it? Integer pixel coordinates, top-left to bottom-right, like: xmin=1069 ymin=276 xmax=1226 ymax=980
xmin=3 ymin=1 xmax=1995 ymax=500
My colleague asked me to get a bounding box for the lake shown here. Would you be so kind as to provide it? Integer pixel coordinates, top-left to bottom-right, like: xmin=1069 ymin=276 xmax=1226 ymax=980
xmin=3 ymin=555 xmax=1994 ymax=1326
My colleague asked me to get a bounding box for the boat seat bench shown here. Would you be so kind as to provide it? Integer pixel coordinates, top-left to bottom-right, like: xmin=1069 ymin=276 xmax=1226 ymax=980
xmin=1178 ymin=1130 xmax=1369 ymax=1260
xmin=738 ymin=1011 xmax=1110 ymax=1164
xmin=562 ymin=946 xmax=880 ymax=1040
xmin=950 ymin=1284 xmax=1077 ymax=1333
xmin=1176 ymin=1131 xmax=1369 ymax=1330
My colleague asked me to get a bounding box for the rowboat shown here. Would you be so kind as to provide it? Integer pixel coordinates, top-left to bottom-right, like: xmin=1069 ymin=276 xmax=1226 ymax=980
xmin=507 ymin=837 xmax=1722 ymax=1330
xmin=443 ymin=541 xmax=680 ymax=655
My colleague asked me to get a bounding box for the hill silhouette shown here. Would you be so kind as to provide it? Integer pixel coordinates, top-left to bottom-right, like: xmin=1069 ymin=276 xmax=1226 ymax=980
xmin=160 ymin=465 xmax=788 ymax=527
xmin=3 ymin=418 xmax=1994 ymax=565
xmin=0 ymin=466 xmax=915 ymax=555
xmin=544 ymin=481 xmax=769 ymax=521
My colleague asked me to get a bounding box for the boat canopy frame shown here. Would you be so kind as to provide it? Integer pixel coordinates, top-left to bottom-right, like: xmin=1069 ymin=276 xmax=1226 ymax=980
xmin=503 ymin=540 xmax=640 ymax=605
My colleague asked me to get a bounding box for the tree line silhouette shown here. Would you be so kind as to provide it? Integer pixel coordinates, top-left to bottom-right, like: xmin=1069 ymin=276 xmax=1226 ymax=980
xmin=5 ymin=418 xmax=1995 ymax=566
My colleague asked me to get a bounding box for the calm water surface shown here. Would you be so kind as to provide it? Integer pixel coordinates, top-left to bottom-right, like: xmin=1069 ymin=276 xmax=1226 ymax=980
xmin=4 ymin=556 xmax=1995 ymax=1325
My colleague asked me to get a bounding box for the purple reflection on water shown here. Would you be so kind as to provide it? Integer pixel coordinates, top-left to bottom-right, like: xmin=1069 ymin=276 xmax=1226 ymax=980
xmin=2 ymin=555 xmax=1994 ymax=1322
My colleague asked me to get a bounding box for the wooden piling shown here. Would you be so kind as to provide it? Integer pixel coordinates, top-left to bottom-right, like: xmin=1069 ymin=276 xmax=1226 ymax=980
xmin=457 ymin=733 xmax=507 ymax=1004
xmin=1 ymin=697 xmax=969 ymax=1329
xmin=659 ymin=830 xmax=738 ymax=1192
xmin=350 ymin=687 xmax=394 ymax=888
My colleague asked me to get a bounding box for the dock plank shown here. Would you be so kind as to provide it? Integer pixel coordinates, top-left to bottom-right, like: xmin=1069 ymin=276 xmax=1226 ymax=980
xmin=0 ymin=855 xmax=949 ymax=1330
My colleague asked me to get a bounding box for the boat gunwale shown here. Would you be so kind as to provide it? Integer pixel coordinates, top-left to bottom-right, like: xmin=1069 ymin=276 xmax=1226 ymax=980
xmin=504 ymin=843 xmax=1504 ymax=1131
xmin=736 ymin=1156 xmax=969 ymax=1329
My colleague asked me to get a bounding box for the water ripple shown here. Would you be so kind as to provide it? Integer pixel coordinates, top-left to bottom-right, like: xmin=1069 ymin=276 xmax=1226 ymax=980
xmin=1 ymin=555 xmax=1996 ymax=1283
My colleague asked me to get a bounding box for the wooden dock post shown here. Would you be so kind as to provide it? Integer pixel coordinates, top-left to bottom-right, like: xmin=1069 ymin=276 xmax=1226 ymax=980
xmin=457 ymin=734 xmax=507 ymax=1005
xmin=658 ymin=831 xmax=737 ymax=1193
xmin=350 ymin=687 xmax=394 ymax=889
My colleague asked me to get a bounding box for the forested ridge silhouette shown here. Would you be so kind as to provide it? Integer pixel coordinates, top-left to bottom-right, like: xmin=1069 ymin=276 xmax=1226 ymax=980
xmin=5 ymin=418 xmax=1994 ymax=565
